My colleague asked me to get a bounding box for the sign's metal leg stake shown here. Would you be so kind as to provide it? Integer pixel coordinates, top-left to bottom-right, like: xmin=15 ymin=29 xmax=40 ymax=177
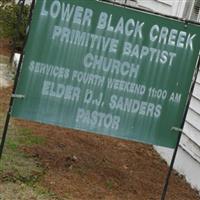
xmin=160 ymin=55 xmax=200 ymax=200
xmin=0 ymin=0 xmax=35 ymax=161
xmin=160 ymin=130 xmax=182 ymax=200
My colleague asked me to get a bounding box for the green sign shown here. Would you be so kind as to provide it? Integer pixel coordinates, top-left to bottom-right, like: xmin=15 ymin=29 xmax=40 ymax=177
xmin=12 ymin=0 xmax=200 ymax=148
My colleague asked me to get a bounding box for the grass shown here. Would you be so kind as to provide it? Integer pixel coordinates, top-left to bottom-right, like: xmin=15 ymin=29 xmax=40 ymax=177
xmin=105 ymin=179 xmax=114 ymax=190
xmin=0 ymin=112 xmax=61 ymax=199
xmin=0 ymin=55 xmax=9 ymax=64
xmin=0 ymin=182 xmax=59 ymax=200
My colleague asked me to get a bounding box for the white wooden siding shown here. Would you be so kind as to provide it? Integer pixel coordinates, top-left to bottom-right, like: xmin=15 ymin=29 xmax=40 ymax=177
xmin=186 ymin=108 xmax=200 ymax=131
xmin=181 ymin=133 xmax=200 ymax=162
xmin=190 ymin=96 xmax=200 ymax=115
xmin=183 ymin=121 xmax=200 ymax=147
xmin=196 ymin=71 xmax=200 ymax=84
xmin=193 ymin=81 xmax=200 ymax=99
xmin=155 ymin=0 xmax=173 ymax=6
xmin=182 ymin=69 xmax=200 ymax=168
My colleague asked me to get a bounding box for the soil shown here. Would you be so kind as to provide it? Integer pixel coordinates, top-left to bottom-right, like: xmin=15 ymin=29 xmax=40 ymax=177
xmin=0 ymin=39 xmax=12 ymax=57
xmin=1 ymin=87 xmax=200 ymax=200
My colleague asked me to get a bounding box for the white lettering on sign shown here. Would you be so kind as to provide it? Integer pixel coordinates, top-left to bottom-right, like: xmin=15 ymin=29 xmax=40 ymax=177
xmin=169 ymin=92 xmax=182 ymax=103
xmin=52 ymin=26 xmax=119 ymax=54
xmin=83 ymin=53 xmax=140 ymax=78
xmin=42 ymin=80 xmax=80 ymax=101
xmin=149 ymin=25 xmax=196 ymax=50
xmin=107 ymin=78 xmax=146 ymax=96
xmin=123 ymin=42 xmax=176 ymax=66
xmin=148 ymin=87 xmax=168 ymax=100
xmin=83 ymin=89 xmax=104 ymax=107
xmin=41 ymin=0 xmax=93 ymax=27
xmin=29 ymin=61 xmax=70 ymax=80
xmin=76 ymin=108 xmax=120 ymax=130
xmin=97 ymin=12 xmax=144 ymax=39
xmin=71 ymin=70 xmax=105 ymax=87
xmin=109 ymin=95 xmax=162 ymax=118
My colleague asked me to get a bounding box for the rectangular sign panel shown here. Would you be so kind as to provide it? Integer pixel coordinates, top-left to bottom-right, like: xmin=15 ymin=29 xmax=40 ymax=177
xmin=12 ymin=0 xmax=200 ymax=148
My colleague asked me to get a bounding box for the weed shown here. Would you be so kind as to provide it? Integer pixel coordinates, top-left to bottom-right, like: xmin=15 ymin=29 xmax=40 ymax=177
xmin=18 ymin=127 xmax=45 ymax=146
xmin=106 ymin=179 xmax=114 ymax=190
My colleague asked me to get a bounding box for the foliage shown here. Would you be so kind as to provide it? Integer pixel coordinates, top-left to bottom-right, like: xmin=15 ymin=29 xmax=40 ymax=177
xmin=0 ymin=0 xmax=15 ymax=7
xmin=0 ymin=1 xmax=30 ymax=51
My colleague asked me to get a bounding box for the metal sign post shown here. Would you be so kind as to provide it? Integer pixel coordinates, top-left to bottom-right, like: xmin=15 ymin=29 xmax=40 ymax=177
xmin=0 ymin=0 xmax=35 ymax=160
xmin=160 ymin=55 xmax=200 ymax=200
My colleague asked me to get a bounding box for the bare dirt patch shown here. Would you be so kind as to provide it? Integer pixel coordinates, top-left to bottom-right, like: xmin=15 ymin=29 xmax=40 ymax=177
xmin=1 ymin=87 xmax=200 ymax=200
xmin=0 ymin=39 xmax=12 ymax=57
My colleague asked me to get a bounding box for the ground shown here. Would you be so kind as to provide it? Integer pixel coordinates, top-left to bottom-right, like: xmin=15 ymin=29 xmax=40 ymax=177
xmin=0 ymin=39 xmax=11 ymax=57
xmin=1 ymin=89 xmax=200 ymax=200
xmin=0 ymin=48 xmax=200 ymax=200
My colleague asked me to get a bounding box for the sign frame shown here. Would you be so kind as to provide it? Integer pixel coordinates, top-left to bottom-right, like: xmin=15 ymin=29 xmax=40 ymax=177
xmin=10 ymin=0 xmax=200 ymax=148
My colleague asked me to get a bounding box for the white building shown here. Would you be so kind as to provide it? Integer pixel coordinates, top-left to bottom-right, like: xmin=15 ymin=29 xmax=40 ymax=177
xmin=106 ymin=0 xmax=200 ymax=192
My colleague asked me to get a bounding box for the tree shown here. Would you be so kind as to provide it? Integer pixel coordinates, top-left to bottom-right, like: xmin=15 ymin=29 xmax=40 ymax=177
xmin=0 ymin=1 xmax=30 ymax=52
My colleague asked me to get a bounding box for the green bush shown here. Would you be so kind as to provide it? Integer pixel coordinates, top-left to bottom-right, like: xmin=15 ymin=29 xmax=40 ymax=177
xmin=0 ymin=1 xmax=30 ymax=51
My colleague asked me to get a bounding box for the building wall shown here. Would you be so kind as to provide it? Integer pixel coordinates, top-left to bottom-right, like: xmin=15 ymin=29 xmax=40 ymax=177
xmin=107 ymin=0 xmax=186 ymax=17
